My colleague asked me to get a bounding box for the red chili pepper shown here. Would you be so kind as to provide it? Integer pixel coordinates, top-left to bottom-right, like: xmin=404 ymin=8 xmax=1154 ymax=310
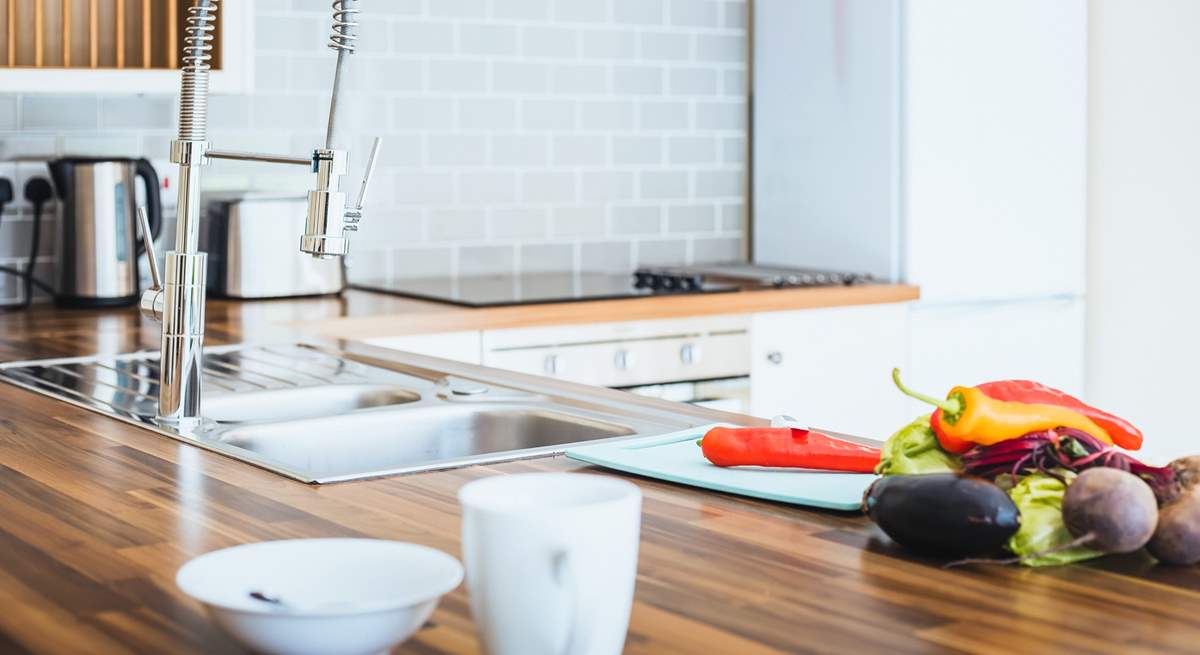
xmin=699 ymin=427 xmax=880 ymax=473
xmin=930 ymin=380 xmax=1143 ymax=452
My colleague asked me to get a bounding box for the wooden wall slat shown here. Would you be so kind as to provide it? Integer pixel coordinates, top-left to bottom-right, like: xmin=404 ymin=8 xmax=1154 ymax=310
xmin=1 ymin=0 xmax=207 ymax=70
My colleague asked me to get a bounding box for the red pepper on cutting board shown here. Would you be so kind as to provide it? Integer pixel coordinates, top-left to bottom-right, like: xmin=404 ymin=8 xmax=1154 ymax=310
xmin=699 ymin=427 xmax=880 ymax=473
xmin=929 ymin=380 xmax=1143 ymax=453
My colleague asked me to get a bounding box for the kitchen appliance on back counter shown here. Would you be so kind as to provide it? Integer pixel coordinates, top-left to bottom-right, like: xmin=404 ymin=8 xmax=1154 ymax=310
xmin=48 ymin=157 xmax=163 ymax=308
xmin=350 ymin=264 xmax=874 ymax=308
xmin=202 ymin=195 xmax=345 ymax=299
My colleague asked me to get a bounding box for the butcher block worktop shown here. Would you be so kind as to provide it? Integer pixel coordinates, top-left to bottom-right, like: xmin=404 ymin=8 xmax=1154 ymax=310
xmin=2 ymin=291 xmax=1200 ymax=654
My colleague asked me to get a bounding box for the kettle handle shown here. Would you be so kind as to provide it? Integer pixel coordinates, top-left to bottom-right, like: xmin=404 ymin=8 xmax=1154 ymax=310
xmin=134 ymin=159 xmax=163 ymax=255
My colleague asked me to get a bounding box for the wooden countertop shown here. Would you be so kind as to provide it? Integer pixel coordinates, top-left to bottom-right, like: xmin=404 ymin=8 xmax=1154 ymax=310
xmin=3 ymin=292 xmax=1200 ymax=654
xmin=301 ymin=284 xmax=921 ymax=340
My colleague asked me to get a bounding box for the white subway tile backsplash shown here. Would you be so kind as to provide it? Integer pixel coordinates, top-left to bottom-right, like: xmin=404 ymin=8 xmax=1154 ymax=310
xmin=393 ymin=21 xmax=456 ymax=54
xmin=553 ymin=135 xmax=607 ymax=166
xmin=520 ymin=243 xmax=575 ymax=272
xmin=495 ymin=0 xmax=553 ymax=21
xmin=430 ymin=0 xmax=489 ymax=18
xmin=392 ymin=246 xmax=454 ymax=279
xmin=639 ymin=171 xmax=689 ymax=199
xmin=668 ymin=136 xmax=716 ymax=164
xmin=394 ymin=98 xmax=456 ymax=130
xmin=696 ymin=101 xmax=746 ymax=130
xmin=639 ymin=32 xmax=690 ymax=61
xmin=430 ymin=209 xmax=488 ymax=240
xmin=581 ymin=171 xmax=635 ymax=201
xmin=491 ymin=134 xmax=549 ymax=166
xmin=256 ymin=16 xmax=322 ymax=51
xmin=552 ymin=65 xmax=609 ymax=95
xmin=0 ymin=96 xmax=16 ymax=130
xmin=460 ymin=244 xmax=515 ymax=275
xmin=522 ymin=26 xmax=580 ymax=58
xmin=696 ymin=34 xmax=745 ymax=62
xmin=581 ymin=240 xmax=633 ymax=272
xmin=553 ymin=206 xmax=607 ymax=237
xmin=460 ymin=23 xmax=519 ymax=56
xmin=553 ymin=0 xmax=610 ymax=24
xmin=4 ymin=2 xmax=747 ymax=284
xmin=639 ymin=101 xmax=689 ymax=130
xmin=522 ymin=171 xmax=577 ymax=203
xmin=491 ymin=207 xmax=549 ymax=239
xmin=612 ymin=205 xmax=663 ymax=234
xmin=460 ymin=171 xmax=518 ymax=203
xmin=493 ymin=61 xmax=550 ymax=93
xmin=581 ymin=101 xmax=635 ymax=130
xmin=21 ymin=96 xmax=98 ymax=130
xmin=458 ymin=98 xmax=518 ymax=129
xmin=668 ymin=204 xmax=716 ymax=232
xmin=670 ymin=67 xmax=718 ymax=95
xmin=99 ymin=96 xmax=174 ymax=129
xmin=395 ymin=172 xmax=456 ymax=204
xmin=522 ymin=99 xmax=577 ymax=130
xmin=671 ymin=0 xmax=721 ymax=27
xmin=614 ymin=0 xmax=665 ymax=25
xmin=429 ymin=60 xmax=489 ymax=93
xmin=692 ymin=236 xmax=741 ymax=263
xmin=613 ymin=66 xmax=664 ymax=95
xmin=636 ymin=238 xmax=687 ymax=266
xmin=695 ymin=169 xmax=743 ymax=197
xmin=428 ymin=134 xmax=488 ymax=166
xmin=612 ymin=136 xmax=662 ymax=165
xmin=581 ymin=31 xmax=639 ymax=59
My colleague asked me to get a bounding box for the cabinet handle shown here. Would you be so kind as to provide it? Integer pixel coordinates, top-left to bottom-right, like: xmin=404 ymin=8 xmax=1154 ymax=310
xmin=766 ymin=350 xmax=783 ymax=365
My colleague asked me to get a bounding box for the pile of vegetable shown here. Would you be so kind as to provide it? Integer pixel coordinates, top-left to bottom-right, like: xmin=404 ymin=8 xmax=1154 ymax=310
xmin=867 ymin=369 xmax=1200 ymax=567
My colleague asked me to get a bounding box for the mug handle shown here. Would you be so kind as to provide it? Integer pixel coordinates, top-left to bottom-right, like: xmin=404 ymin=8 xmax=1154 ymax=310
xmin=552 ymin=550 xmax=589 ymax=655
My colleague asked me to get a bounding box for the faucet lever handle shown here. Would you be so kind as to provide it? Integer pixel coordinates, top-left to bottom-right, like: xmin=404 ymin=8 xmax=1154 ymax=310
xmin=351 ymin=137 xmax=382 ymax=214
xmin=137 ymin=206 xmax=162 ymax=291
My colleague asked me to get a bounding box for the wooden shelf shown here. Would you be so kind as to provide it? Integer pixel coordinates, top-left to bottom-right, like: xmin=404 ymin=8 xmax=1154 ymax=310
xmin=0 ymin=0 xmax=252 ymax=93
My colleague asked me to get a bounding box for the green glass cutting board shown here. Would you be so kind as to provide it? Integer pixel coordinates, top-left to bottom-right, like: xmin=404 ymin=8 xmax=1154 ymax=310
xmin=566 ymin=423 xmax=876 ymax=512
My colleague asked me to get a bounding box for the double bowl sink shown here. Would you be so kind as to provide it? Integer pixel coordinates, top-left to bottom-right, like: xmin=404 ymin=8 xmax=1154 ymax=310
xmin=0 ymin=343 xmax=689 ymax=482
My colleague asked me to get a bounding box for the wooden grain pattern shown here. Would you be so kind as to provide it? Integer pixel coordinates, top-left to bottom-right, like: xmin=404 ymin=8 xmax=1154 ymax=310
xmin=304 ymin=284 xmax=922 ymax=340
xmin=4 ymin=294 xmax=1200 ymax=654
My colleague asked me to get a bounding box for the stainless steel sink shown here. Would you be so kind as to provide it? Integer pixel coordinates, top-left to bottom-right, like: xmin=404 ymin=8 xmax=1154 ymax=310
xmin=220 ymin=404 xmax=638 ymax=481
xmin=203 ymin=384 xmax=421 ymax=423
xmin=0 ymin=342 xmax=690 ymax=483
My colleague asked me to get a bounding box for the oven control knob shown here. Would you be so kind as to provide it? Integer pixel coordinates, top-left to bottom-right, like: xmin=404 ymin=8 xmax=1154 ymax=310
xmin=544 ymin=354 xmax=565 ymax=376
xmin=680 ymin=343 xmax=702 ymax=365
xmin=614 ymin=349 xmax=635 ymax=371
xmin=766 ymin=350 xmax=784 ymax=365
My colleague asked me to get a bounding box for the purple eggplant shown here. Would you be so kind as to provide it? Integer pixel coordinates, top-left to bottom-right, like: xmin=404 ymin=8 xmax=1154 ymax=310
xmin=863 ymin=474 xmax=1021 ymax=556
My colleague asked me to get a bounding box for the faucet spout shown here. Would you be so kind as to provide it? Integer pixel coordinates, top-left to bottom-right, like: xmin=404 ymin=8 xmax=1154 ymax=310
xmin=151 ymin=0 xmax=376 ymax=426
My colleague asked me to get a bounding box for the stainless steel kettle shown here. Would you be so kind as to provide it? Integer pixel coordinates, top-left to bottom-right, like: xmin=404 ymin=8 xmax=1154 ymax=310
xmin=47 ymin=157 xmax=162 ymax=308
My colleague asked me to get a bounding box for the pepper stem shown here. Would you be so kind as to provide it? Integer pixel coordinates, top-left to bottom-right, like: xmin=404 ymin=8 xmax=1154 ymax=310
xmin=891 ymin=368 xmax=962 ymax=414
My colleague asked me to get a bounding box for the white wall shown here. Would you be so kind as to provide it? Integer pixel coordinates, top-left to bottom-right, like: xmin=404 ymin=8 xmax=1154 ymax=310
xmin=1088 ymin=0 xmax=1200 ymax=462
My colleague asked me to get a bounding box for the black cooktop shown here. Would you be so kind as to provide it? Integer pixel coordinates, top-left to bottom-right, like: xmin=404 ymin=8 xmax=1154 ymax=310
xmin=351 ymin=272 xmax=740 ymax=308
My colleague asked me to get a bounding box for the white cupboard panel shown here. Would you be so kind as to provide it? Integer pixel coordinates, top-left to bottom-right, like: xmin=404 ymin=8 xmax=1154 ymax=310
xmin=364 ymin=331 xmax=483 ymax=365
xmin=904 ymin=0 xmax=1087 ymax=300
xmin=751 ymin=303 xmax=911 ymax=440
xmin=906 ymin=297 xmax=1086 ymax=416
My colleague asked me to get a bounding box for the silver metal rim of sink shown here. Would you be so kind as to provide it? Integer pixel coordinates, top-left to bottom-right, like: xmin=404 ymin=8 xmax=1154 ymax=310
xmin=0 ymin=341 xmax=696 ymax=483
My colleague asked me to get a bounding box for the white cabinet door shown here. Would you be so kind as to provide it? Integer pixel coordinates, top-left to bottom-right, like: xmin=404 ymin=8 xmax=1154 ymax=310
xmin=751 ymin=303 xmax=911 ymax=440
xmin=364 ymin=331 xmax=483 ymax=365
xmin=906 ymin=297 xmax=1086 ymax=416
xmin=904 ymin=0 xmax=1087 ymax=301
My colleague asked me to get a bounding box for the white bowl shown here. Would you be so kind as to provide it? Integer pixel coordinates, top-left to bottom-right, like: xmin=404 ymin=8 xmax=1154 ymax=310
xmin=176 ymin=539 xmax=463 ymax=655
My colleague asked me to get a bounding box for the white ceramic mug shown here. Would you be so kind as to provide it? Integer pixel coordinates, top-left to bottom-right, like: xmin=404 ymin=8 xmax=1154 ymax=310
xmin=459 ymin=472 xmax=642 ymax=655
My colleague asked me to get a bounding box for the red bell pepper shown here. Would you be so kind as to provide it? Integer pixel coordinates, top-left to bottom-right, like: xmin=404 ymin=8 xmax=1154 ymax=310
xmin=699 ymin=427 xmax=880 ymax=473
xmin=930 ymin=379 xmax=1143 ymax=453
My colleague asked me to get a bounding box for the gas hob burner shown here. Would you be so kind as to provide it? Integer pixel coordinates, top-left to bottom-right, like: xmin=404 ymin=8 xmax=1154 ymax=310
xmin=633 ymin=268 xmax=707 ymax=292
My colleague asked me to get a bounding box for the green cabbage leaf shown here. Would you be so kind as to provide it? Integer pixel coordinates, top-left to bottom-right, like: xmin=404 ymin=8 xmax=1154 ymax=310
xmin=1006 ymin=472 xmax=1104 ymax=567
xmin=875 ymin=415 xmax=962 ymax=476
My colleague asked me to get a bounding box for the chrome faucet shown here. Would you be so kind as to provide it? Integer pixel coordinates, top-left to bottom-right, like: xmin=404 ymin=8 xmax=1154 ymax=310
xmin=138 ymin=0 xmax=380 ymax=428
